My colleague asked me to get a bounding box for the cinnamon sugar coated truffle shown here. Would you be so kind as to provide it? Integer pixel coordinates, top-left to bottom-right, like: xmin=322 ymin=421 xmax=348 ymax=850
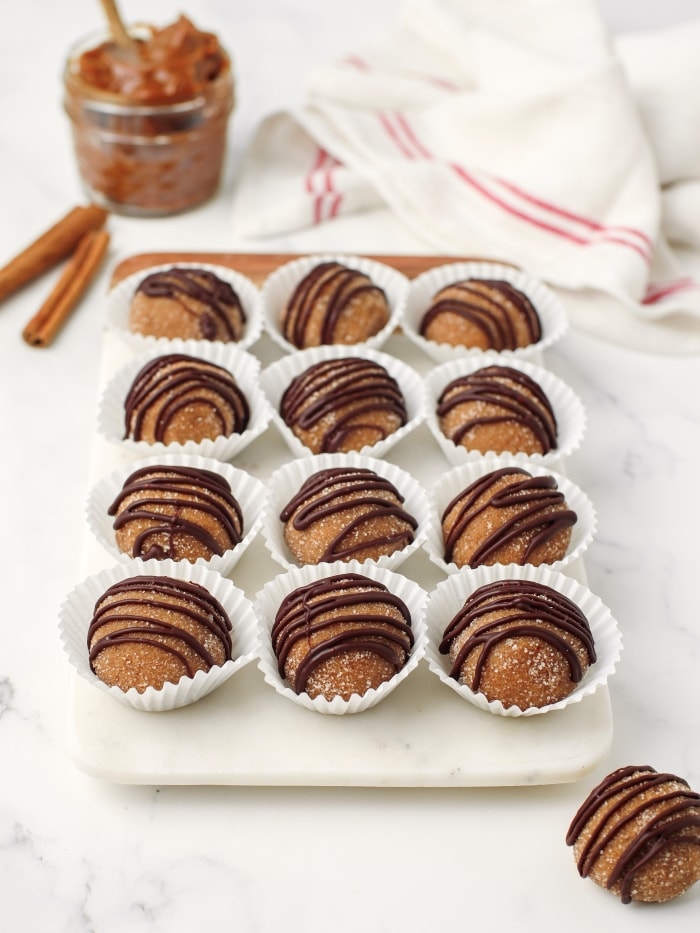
xmin=271 ymin=571 xmax=414 ymax=701
xmin=123 ymin=352 xmax=249 ymax=444
xmin=439 ymin=578 xmax=596 ymax=709
xmin=280 ymin=261 xmax=390 ymax=348
xmin=280 ymin=466 xmax=418 ymax=564
xmin=280 ymin=356 xmax=407 ymax=453
xmin=88 ymin=575 xmax=233 ymax=693
xmin=109 ymin=464 xmax=244 ymax=562
xmin=438 ymin=365 xmax=557 ymax=455
xmin=420 ymin=278 xmax=542 ymax=350
xmin=128 ymin=267 xmax=246 ymax=341
xmin=442 ymin=466 xmax=576 ymax=568
xmin=567 ymin=765 xmax=700 ymax=903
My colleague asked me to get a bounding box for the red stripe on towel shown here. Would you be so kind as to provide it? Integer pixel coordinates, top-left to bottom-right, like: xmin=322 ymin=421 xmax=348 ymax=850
xmin=642 ymin=278 xmax=699 ymax=304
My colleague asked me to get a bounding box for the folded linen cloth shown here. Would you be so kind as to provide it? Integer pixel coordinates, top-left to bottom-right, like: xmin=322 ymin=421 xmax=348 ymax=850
xmin=231 ymin=0 xmax=700 ymax=353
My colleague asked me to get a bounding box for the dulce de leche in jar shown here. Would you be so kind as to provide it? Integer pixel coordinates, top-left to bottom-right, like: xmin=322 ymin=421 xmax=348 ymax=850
xmin=63 ymin=15 xmax=234 ymax=216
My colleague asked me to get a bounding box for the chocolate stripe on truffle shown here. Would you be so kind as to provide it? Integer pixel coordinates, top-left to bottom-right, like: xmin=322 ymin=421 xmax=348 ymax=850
xmin=566 ymin=765 xmax=700 ymax=904
xmin=137 ymin=268 xmax=245 ymax=341
xmin=442 ymin=467 xmax=577 ymax=566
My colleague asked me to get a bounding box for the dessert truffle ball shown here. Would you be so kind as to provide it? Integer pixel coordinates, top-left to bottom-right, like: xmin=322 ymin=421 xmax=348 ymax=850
xmin=88 ymin=574 xmax=233 ymax=693
xmin=567 ymin=765 xmax=700 ymax=903
xmin=279 ymin=356 xmax=408 ymax=454
xmin=280 ymin=261 xmax=390 ymax=349
xmin=271 ymin=571 xmax=414 ymax=701
xmin=108 ymin=464 xmax=244 ymax=562
xmin=419 ymin=278 xmax=542 ymax=350
xmin=441 ymin=466 xmax=576 ymax=568
xmin=280 ymin=466 xmax=418 ymax=565
xmin=437 ymin=364 xmax=557 ymax=455
xmin=123 ymin=352 xmax=249 ymax=444
xmin=128 ymin=267 xmax=246 ymax=342
xmin=439 ymin=578 xmax=596 ymax=709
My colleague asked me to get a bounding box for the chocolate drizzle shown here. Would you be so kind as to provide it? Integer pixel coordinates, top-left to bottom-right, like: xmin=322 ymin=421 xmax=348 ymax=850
xmin=420 ymin=278 xmax=542 ymax=349
xmin=123 ymin=352 xmax=249 ymax=442
xmin=280 ymin=356 xmax=407 ymax=453
xmin=280 ymin=467 xmax=417 ymax=562
xmin=88 ymin=574 xmax=233 ymax=680
xmin=438 ymin=364 xmax=557 ymax=452
xmin=566 ymin=765 xmax=700 ymax=903
xmin=137 ymin=268 xmax=245 ymax=341
xmin=282 ymin=261 xmax=388 ymax=348
xmin=271 ymin=572 xmax=414 ymax=695
xmin=108 ymin=464 xmax=244 ymax=560
xmin=442 ymin=466 xmax=577 ymax=567
xmin=439 ymin=579 xmax=596 ymax=690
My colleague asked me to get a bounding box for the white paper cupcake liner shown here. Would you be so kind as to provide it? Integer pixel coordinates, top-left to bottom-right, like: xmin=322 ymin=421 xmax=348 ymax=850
xmin=262 ymin=451 xmax=430 ymax=572
xmin=402 ymin=260 xmax=569 ymax=364
xmin=425 ymin=454 xmax=596 ymax=574
xmin=105 ymin=262 xmax=264 ymax=351
xmin=86 ymin=452 xmax=268 ymax=575
xmin=59 ymin=559 xmax=260 ymax=712
xmin=423 ymin=563 xmax=622 ymax=717
xmin=259 ymin=343 xmax=426 ymax=460
xmin=97 ymin=338 xmax=272 ymax=461
xmin=260 ymin=252 xmax=409 ymax=354
xmin=253 ymin=560 xmax=428 ymax=715
xmin=424 ymin=353 xmax=586 ymax=467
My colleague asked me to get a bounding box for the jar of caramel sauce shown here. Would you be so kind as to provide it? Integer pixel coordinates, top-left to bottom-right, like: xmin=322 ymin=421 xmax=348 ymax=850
xmin=63 ymin=16 xmax=234 ymax=217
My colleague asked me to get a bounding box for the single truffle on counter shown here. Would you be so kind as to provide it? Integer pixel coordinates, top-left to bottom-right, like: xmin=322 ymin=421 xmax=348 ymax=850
xmin=271 ymin=571 xmax=414 ymax=701
xmin=439 ymin=578 xmax=596 ymax=709
xmin=123 ymin=352 xmax=249 ymax=444
xmin=419 ymin=278 xmax=542 ymax=350
xmin=128 ymin=267 xmax=246 ymax=341
xmin=280 ymin=466 xmax=418 ymax=565
xmin=279 ymin=355 xmax=408 ymax=454
xmin=442 ymin=466 xmax=576 ymax=568
xmin=437 ymin=364 xmax=557 ymax=455
xmin=567 ymin=765 xmax=700 ymax=903
xmin=280 ymin=260 xmax=390 ymax=349
xmin=88 ymin=574 xmax=233 ymax=693
xmin=108 ymin=464 xmax=244 ymax=562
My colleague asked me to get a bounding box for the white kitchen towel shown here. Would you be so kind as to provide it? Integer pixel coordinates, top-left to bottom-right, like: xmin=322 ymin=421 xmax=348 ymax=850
xmin=231 ymin=0 xmax=700 ymax=353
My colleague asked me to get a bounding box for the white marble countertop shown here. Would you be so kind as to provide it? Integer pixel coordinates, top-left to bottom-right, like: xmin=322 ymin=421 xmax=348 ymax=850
xmin=2 ymin=1 xmax=699 ymax=930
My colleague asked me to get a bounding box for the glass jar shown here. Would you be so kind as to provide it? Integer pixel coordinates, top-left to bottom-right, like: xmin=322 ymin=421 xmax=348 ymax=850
xmin=63 ymin=26 xmax=235 ymax=217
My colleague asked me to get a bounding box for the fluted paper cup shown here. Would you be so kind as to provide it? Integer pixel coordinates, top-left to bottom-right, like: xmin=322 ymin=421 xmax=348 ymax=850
xmin=106 ymin=262 xmax=264 ymax=350
xmin=261 ymin=253 xmax=408 ymax=354
xmin=259 ymin=343 xmax=426 ymax=460
xmin=86 ymin=452 xmax=267 ymax=575
xmin=403 ymin=260 xmax=569 ymax=364
xmin=97 ymin=339 xmax=272 ymax=461
xmin=424 ymin=353 xmax=586 ymax=467
xmin=59 ymin=559 xmax=259 ymax=712
xmin=253 ymin=560 xmax=428 ymax=715
xmin=262 ymin=451 xmax=430 ymax=571
xmin=423 ymin=563 xmax=622 ymax=716
xmin=425 ymin=454 xmax=596 ymax=574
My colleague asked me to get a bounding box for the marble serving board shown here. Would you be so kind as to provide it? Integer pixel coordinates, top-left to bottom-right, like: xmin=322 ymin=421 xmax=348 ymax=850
xmin=67 ymin=252 xmax=613 ymax=787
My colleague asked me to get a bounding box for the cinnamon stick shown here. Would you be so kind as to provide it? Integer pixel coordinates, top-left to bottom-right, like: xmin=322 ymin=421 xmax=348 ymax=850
xmin=22 ymin=229 xmax=110 ymax=348
xmin=0 ymin=204 xmax=108 ymax=305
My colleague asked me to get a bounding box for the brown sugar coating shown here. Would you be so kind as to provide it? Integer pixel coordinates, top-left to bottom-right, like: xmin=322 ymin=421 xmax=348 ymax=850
xmin=437 ymin=364 xmax=557 ymax=455
xmin=441 ymin=466 xmax=576 ymax=568
xmin=271 ymin=571 xmax=414 ymax=701
xmin=280 ymin=260 xmax=390 ymax=349
xmin=567 ymin=765 xmax=700 ymax=903
xmin=123 ymin=352 xmax=249 ymax=445
xmin=419 ymin=278 xmax=542 ymax=350
xmin=280 ymin=466 xmax=418 ymax=565
xmin=439 ymin=578 xmax=596 ymax=709
xmin=88 ymin=574 xmax=233 ymax=693
xmin=108 ymin=464 xmax=244 ymax=563
xmin=128 ymin=267 xmax=246 ymax=342
xmin=280 ymin=356 xmax=408 ymax=454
